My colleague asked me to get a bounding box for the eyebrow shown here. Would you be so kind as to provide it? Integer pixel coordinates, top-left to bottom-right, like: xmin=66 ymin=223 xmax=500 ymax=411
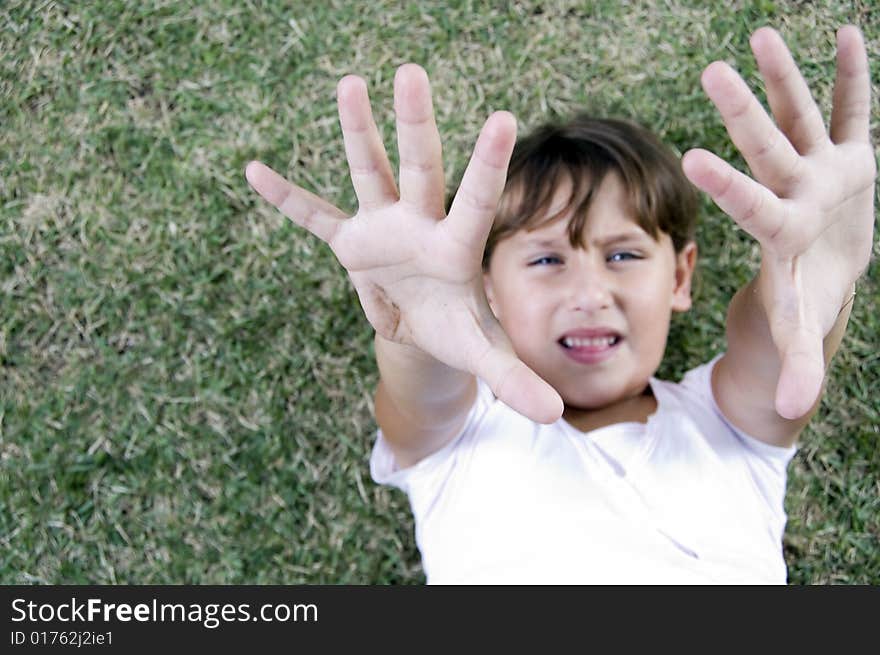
xmin=521 ymin=231 xmax=648 ymax=249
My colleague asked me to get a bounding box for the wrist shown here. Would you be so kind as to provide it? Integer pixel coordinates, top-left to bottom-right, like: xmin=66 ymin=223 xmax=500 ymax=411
xmin=374 ymin=331 xmax=441 ymax=367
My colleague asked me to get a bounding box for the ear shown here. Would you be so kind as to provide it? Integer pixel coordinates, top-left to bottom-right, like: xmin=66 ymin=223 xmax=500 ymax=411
xmin=671 ymin=241 xmax=698 ymax=312
xmin=483 ymin=270 xmax=500 ymax=319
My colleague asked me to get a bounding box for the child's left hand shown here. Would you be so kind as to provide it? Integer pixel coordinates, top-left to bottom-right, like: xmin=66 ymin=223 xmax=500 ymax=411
xmin=682 ymin=25 xmax=876 ymax=420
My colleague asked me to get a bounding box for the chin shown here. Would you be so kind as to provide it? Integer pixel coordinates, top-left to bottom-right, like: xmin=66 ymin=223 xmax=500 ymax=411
xmin=559 ymin=386 xmax=627 ymax=411
xmin=557 ymin=374 xmax=652 ymax=411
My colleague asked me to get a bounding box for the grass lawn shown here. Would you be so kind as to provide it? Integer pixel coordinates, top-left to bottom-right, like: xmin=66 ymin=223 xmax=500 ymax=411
xmin=1 ymin=0 xmax=877 ymax=584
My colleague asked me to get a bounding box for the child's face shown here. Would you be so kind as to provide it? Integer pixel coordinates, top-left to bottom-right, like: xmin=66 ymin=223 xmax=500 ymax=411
xmin=483 ymin=172 xmax=697 ymax=410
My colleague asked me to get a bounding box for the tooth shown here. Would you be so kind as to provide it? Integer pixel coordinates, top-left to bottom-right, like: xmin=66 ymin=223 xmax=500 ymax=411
xmin=563 ymin=336 xmax=617 ymax=348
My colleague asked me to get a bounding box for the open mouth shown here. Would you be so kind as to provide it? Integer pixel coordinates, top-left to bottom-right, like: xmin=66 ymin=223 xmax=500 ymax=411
xmin=557 ymin=332 xmax=623 ymax=364
xmin=559 ymin=335 xmax=621 ymax=349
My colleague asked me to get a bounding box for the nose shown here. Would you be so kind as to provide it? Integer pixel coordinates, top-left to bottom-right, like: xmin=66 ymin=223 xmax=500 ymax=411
xmin=565 ymin=256 xmax=613 ymax=313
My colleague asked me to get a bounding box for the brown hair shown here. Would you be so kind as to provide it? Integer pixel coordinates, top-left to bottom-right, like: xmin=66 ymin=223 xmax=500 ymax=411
xmin=473 ymin=115 xmax=698 ymax=269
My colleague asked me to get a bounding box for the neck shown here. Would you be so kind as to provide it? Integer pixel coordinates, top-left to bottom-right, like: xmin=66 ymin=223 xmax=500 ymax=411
xmin=562 ymin=385 xmax=656 ymax=433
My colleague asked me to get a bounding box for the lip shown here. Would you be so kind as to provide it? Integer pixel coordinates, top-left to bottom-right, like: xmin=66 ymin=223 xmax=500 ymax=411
xmin=558 ymin=327 xmax=623 ymax=365
xmin=559 ymin=327 xmax=621 ymax=340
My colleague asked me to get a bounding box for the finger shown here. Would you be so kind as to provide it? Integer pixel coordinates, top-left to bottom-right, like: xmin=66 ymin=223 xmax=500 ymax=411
xmin=444 ymin=111 xmax=517 ymax=248
xmin=700 ymin=61 xmax=803 ymax=195
xmin=337 ymin=75 xmax=399 ymax=210
xmin=682 ymin=149 xmax=807 ymax=252
xmin=774 ymin=328 xmax=824 ymax=420
xmin=749 ymin=27 xmax=828 ymax=155
xmin=394 ymin=64 xmax=445 ymax=216
xmin=245 ymin=160 xmax=346 ymax=244
xmin=473 ymin=340 xmax=564 ymax=424
xmin=830 ymin=25 xmax=872 ymax=144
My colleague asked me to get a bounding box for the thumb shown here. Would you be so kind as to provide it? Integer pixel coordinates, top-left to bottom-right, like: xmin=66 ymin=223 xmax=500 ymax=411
xmin=774 ymin=330 xmax=825 ymax=420
xmin=472 ymin=341 xmax=564 ymax=424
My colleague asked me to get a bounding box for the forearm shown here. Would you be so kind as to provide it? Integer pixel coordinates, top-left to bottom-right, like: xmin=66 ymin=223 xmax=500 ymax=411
xmin=724 ymin=274 xmax=854 ymax=420
xmin=374 ymin=333 xmax=476 ymax=432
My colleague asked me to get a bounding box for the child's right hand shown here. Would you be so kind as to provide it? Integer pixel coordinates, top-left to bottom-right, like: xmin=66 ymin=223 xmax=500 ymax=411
xmin=245 ymin=64 xmax=563 ymax=424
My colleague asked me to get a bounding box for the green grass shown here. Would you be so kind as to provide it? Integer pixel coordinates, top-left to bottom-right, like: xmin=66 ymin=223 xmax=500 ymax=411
xmin=1 ymin=0 xmax=877 ymax=584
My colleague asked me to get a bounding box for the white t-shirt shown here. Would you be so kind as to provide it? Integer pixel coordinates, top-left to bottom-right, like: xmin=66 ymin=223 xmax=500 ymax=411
xmin=370 ymin=355 xmax=797 ymax=584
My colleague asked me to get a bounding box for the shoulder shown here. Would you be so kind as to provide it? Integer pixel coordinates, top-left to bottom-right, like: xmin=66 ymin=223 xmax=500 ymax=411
xmin=374 ymin=374 xmax=480 ymax=470
xmin=651 ymin=355 xmax=797 ymax=470
xmin=370 ymin=375 xmax=552 ymax=524
xmin=371 ymin=374 xmax=561 ymax=480
xmin=371 ymin=376 xmax=504 ymax=484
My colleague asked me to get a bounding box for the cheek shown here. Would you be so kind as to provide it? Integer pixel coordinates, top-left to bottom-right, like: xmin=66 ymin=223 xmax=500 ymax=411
xmin=496 ymin=283 xmax=552 ymax=341
xmin=627 ymin=280 xmax=674 ymax=343
xmin=627 ymin=267 xmax=676 ymax=310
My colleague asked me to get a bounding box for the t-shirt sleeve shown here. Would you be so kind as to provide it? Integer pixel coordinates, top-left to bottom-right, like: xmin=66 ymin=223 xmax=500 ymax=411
xmin=678 ymin=353 xmax=797 ymax=522
xmin=369 ymin=377 xmax=496 ymax=506
xmin=680 ymin=354 xmax=798 ymax=462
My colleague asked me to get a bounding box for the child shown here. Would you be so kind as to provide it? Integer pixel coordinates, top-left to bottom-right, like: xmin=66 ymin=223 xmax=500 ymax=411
xmin=245 ymin=26 xmax=874 ymax=583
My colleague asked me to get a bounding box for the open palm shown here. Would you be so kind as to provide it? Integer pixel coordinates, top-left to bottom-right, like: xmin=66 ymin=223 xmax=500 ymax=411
xmin=245 ymin=65 xmax=563 ymax=423
xmin=682 ymin=26 xmax=875 ymax=419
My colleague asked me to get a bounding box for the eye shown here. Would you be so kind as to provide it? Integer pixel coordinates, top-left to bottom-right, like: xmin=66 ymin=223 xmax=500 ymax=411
xmin=607 ymin=251 xmax=641 ymax=263
xmin=528 ymin=256 xmax=562 ymax=266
